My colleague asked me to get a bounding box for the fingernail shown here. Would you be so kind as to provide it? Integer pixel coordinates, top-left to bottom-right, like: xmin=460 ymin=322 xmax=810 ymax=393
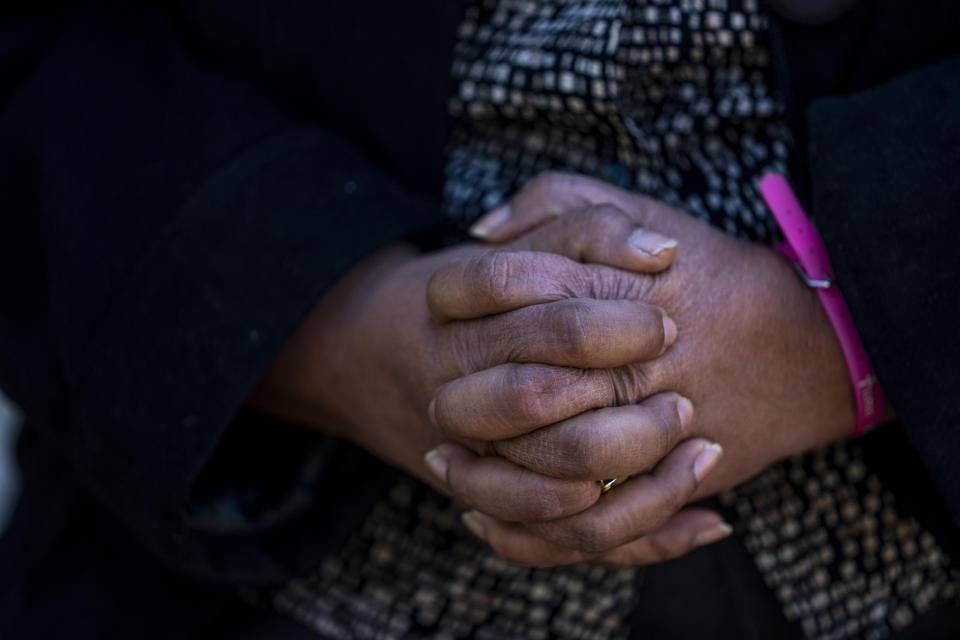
xmin=469 ymin=205 xmax=511 ymax=239
xmin=461 ymin=511 xmax=487 ymax=541
xmin=629 ymin=228 xmax=678 ymax=256
xmin=676 ymin=395 xmax=694 ymax=429
xmin=692 ymin=442 xmax=723 ymax=483
xmin=693 ymin=522 xmax=733 ymax=547
xmin=662 ymin=315 xmax=678 ymax=348
xmin=424 ymin=448 xmax=448 ymax=484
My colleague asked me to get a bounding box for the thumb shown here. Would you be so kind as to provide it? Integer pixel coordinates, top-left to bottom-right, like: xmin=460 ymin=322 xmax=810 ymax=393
xmin=504 ymin=203 xmax=679 ymax=274
xmin=468 ymin=171 xmax=640 ymax=242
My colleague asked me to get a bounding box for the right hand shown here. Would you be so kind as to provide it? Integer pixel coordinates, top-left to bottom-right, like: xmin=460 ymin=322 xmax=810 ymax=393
xmin=426 ymin=172 xmax=854 ymax=567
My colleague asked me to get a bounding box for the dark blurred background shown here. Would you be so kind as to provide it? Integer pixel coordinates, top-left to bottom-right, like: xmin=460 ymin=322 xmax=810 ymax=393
xmin=0 ymin=390 xmax=20 ymax=534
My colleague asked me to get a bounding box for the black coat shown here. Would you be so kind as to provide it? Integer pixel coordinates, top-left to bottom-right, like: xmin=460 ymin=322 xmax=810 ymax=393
xmin=0 ymin=1 xmax=957 ymax=637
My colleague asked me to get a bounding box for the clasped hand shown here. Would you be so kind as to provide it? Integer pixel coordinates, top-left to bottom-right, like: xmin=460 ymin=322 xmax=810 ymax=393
xmin=251 ymin=172 xmax=853 ymax=568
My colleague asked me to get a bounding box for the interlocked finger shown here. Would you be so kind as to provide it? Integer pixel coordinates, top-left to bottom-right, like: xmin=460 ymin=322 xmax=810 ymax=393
xmin=424 ymin=443 xmax=600 ymax=522
xmin=449 ymin=297 xmax=675 ymax=372
xmin=492 ymin=392 xmax=694 ymax=480
xmin=427 ymin=250 xmax=594 ymax=322
xmin=427 ymin=246 xmax=671 ymax=323
xmin=430 ymin=364 xmax=615 ymax=441
xmin=524 ymin=438 xmax=723 ymax=554
xmin=460 ymin=507 xmax=731 ymax=568
xmin=469 ymin=172 xmax=663 ymax=244
xmin=507 ymin=203 xmax=678 ymax=273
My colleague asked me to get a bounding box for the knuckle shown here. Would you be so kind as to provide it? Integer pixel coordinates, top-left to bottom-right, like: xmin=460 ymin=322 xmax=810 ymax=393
xmin=570 ymin=515 xmax=619 ymax=554
xmin=616 ymin=270 xmax=658 ymax=302
xmin=608 ymin=364 xmax=654 ymax=405
xmin=554 ymin=423 xmax=606 ymax=479
xmin=602 ymin=368 xmax=626 ymax=406
xmin=580 ymin=203 xmax=628 ymax=233
xmin=650 ymin=400 xmax=682 ymax=455
xmin=526 ymin=490 xmax=563 ymax=521
xmin=560 ymin=205 xmax=628 ymax=260
xmin=430 ymin=387 xmax=456 ymax=434
xmin=552 ymin=300 xmax=594 ymax=362
xmin=504 ymin=365 xmax=549 ymax=424
xmin=640 ymin=304 xmax=667 ymax=340
xmin=657 ymin=481 xmax=690 ymax=515
xmin=448 ymin=322 xmax=486 ymax=375
xmin=525 ymin=482 xmax=586 ymax=521
xmin=468 ymin=251 xmax=515 ymax=307
xmin=425 ymin=267 xmax=454 ymax=316
xmin=558 ymin=482 xmax=599 ymax=516
xmin=431 ymin=384 xmax=481 ymax=438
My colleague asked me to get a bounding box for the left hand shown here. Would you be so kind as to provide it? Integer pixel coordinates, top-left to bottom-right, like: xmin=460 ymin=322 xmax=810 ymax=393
xmin=250 ymin=197 xmax=730 ymax=566
xmin=427 ymin=172 xmax=855 ymax=564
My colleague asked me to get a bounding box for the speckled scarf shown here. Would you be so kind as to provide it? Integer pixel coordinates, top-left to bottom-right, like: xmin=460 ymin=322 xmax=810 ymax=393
xmin=274 ymin=3 xmax=960 ymax=638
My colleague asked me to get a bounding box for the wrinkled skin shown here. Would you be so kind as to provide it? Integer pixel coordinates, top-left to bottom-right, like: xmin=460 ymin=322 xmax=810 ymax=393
xmin=426 ymin=173 xmax=855 ymax=565
xmin=249 ymin=205 xmax=735 ymax=564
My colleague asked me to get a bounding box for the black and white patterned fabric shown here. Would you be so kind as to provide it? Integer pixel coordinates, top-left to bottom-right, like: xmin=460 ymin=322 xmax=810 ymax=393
xmin=274 ymin=2 xmax=960 ymax=638
xmin=444 ymin=0 xmax=790 ymax=243
xmin=722 ymin=443 xmax=959 ymax=639
xmin=275 ymin=478 xmax=642 ymax=639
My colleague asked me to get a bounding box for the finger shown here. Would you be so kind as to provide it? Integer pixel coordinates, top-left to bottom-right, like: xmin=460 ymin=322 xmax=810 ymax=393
xmin=492 ymin=393 xmax=695 ymax=480
xmin=469 ymin=171 xmax=694 ymax=253
xmin=426 ymin=250 xmax=591 ymax=322
xmin=427 ymin=241 xmax=674 ymax=323
xmin=469 ymin=172 xmax=641 ymax=242
xmin=424 ymin=443 xmax=600 ymax=522
xmin=507 ymin=204 xmax=678 ymax=273
xmin=590 ymin=510 xmax=732 ymax=567
xmin=455 ymin=298 xmax=674 ymax=370
xmin=461 ymin=508 xmax=731 ymax=568
xmin=526 ymin=438 xmax=723 ymax=554
xmin=431 ymin=364 xmax=614 ymax=441
xmin=467 ymin=172 xmax=591 ymax=241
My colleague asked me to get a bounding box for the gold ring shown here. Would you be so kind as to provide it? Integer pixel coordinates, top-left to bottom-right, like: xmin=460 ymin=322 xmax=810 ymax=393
xmin=599 ymin=478 xmax=617 ymax=493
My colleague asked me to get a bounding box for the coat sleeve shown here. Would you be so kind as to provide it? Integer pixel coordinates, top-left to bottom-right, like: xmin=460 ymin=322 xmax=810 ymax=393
xmin=804 ymin=57 xmax=960 ymax=528
xmin=0 ymin=5 xmax=444 ymax=583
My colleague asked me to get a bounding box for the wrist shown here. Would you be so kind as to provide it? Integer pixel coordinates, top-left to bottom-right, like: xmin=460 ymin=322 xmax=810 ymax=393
xmin=247 ymin=243 xmax=421 ymax=438
xmin=761 ymin=173 xmax=883 ymax=437
xmin=762 ymin=245 xmax=857 ymax=450
xmin=799 ymin=274 xmax=860 ymax=442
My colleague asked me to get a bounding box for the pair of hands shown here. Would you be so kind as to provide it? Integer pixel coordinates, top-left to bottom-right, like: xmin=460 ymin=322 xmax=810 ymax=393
xmin=251 ymin=172 xmax=853 ymax=567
